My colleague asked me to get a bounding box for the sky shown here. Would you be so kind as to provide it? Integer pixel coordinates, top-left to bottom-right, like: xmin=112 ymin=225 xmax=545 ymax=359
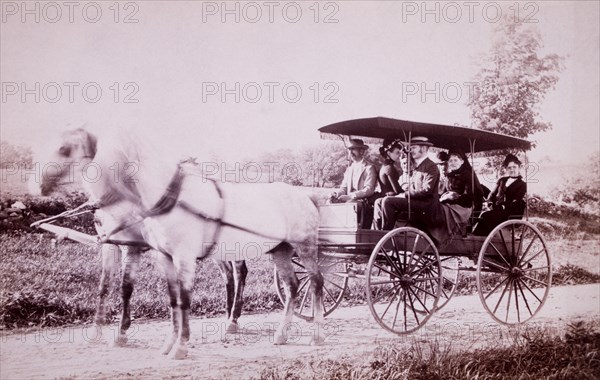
xmin=1 ymin=0 xmax=599 ymax=165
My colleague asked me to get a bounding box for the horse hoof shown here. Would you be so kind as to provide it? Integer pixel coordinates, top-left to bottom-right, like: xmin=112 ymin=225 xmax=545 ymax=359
xmin=310 ymin=336 xmax=325 ymax=346
xmin=160 ymin=341 xmax=175 ymax=355
xmin=273 ymin=334 xmax=287 ymax=345
xmin=169 ymin=345 xmax=188 ymax=360
xmin=113 ymin=334 xmax=127 ymax=347
xmin=226 ymin=322 xmax=238 ymax=334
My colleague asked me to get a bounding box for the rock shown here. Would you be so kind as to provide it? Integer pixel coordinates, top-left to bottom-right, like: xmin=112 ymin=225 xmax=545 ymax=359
xmin=4 ymin=208 xmax=22 ymax=214
xmin=11 ymin=201 xmax=27 ymax=210
xmin=9 ymin=213 xmax=22 ymax=219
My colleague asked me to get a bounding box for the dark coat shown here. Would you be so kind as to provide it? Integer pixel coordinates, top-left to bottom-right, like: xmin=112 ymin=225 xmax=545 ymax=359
xmin=490 ymin=176 xmax=527 ymax=217
xmin=443 ymin=164 xmax=485 ymax=210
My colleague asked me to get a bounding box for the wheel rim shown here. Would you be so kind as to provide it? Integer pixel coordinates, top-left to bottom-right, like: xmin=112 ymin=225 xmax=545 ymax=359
xmin=366 ymin=227 xmax=441 ymax=334
xmin=275 ymin=254 xmax=349 ymax=321
xmin=477 ymin=220 xmax=552 ymax=325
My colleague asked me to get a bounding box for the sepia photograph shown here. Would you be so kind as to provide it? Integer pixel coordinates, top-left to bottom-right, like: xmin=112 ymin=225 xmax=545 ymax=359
xmin=1 ymin=1 xmax=599 ymax=379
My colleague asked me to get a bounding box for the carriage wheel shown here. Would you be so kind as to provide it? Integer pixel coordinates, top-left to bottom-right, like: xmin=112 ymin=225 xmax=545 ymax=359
xmin=366 ymin=227 xmax=442 ymax=334
xmin=410 ymin=256 xmax=459 ymax=313
xmin=274 ymin=254 xmax=349 ymax=321
xmin=477 ymin=220 xmax=552 ymax=325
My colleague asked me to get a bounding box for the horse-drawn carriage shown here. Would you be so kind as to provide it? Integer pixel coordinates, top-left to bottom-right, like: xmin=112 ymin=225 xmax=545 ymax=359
xmin=32 ymin=117 xmax=551 ymax=356
xmin=274 ymin=117 xmax=551 ymax=334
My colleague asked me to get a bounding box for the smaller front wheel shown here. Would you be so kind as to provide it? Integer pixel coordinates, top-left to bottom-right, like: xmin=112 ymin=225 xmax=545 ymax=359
xmin=366 ymin=227 xmax=442 ymax=334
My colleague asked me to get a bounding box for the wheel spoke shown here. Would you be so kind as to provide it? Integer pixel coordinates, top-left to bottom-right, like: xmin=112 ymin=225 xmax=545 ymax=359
xmin=413 ymin=276 xmax=441 ymax=283
xmin=406 ymin=234 xmax=421 ymax=270
xmin=484 ymin=275 xmax=510 ymax=301
xmin=391 ymin=289 xmax=404 ymax=330
xmin=373 ymin=262 xmax=400 ymax=279
xmin=489 ymin=242 xmax=511 ymax=268
xmin=379 ymin=247 xmax=404 ymax=277
xmin=504 ymin=278 xmax=514 ymax=321
xmin=516 ymin=279 xmax=534 ymax=317
xmin=522 ymin=265 xmax=550 ymax=273
xmin=371 ymin=279 xmax=401 ymax=286
xmin=522 ymin=274 xmax=548 ymax=288
xmin=324 ymin=277 xmax=346 ymax=291
xmin=520 ymin=279 xmax=544 ymax=303
xmin=411 ymin=283 xmax=437 ymax=299
xmin=492 ymin=278 xmax=512 ymax=314
xmin=520 ymin=247 xmax=546 ymax=268
xmin=380 ymin=288 xmax=401 ymax=320
xmin=517 ymin=236 xmax=539 ymax=266
xmin=298 ymin=283 xmax=311 ymax=312
xmin=372 ymin=282 xmax=403 ymax=304
xmin=406 ymin=287 xmax=421 ymax=326
xmin=323 ymin=285 xmax=337 ymax=305
xmin=481 ymin=258 xmax=510 ymax=272
xmin=513 ymin=279 xmax=520 ymax=323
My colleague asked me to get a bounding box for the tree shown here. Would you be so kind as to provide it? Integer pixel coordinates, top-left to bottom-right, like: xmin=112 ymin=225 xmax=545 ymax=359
xmin=0 ymin=140 xmax=33 ymax=168
xmin=468 ymin=15 xmax=564 ymax=169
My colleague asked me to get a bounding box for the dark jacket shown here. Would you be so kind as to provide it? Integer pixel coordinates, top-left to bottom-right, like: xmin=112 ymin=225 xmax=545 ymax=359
xmin=407 ymin=157 xmax=440 ymax=202
xmin=379 ymin=161 xmax=403 ymax=196
xmin=490 ymin=176 xmax=527 ymax=217
xmin=443 ymin=164 xmax=485 ymax=209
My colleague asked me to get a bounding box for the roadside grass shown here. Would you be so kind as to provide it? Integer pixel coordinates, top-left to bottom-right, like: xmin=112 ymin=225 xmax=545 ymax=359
xmin=0 ymin=234 xmax=280 ymax=329
xmin=257 ymin=320 xmax=600 ymax=380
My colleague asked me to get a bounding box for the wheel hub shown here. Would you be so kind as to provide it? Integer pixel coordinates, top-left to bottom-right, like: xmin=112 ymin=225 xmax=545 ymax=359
xmin=399 ymin=274 xmax=414 ymax=287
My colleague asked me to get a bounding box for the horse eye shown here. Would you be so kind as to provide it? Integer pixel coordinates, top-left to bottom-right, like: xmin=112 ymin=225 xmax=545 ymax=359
xmin=58 ymin=145 xmax=71 ymax=157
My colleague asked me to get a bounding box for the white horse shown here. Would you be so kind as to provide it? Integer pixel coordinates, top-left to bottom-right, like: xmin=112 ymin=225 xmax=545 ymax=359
xmin=37 ymin=127 xmax=325 ymax=359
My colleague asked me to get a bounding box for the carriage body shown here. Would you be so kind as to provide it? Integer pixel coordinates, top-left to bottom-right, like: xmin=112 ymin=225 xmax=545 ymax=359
xmin=276 ymin=117 xmax=552 ymax=334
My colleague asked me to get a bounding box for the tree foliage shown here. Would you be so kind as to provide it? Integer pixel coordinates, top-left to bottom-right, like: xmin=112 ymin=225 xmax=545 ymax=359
xmin=468 ymin=16 xmax=565 ymax=152
xmin=0 ymin=140 xmax=33 ymax=168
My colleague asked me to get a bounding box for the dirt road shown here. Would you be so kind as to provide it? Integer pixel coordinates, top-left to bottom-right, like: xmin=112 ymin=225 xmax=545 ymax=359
xmin=1 ymin=283 xmax=599 ymax=379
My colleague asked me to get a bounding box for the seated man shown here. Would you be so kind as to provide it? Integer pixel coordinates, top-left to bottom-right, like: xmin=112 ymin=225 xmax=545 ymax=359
xmin=330 ymin=139 xmax=378 ymax=229
xmin=374 ymin=136 xmax=441 ymax=231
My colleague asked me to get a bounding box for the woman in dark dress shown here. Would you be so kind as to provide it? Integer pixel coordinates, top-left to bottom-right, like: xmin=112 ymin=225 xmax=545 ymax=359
xmin=429 ymin=149 xmax=484 ymax=244
xmin=372 ymin=138 xmax=404 ymax=229
xmin=473 ymin=154 xmax=527 ymax=236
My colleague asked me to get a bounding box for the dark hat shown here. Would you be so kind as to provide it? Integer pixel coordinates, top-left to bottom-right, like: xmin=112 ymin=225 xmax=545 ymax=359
xmin=436 ymin=151 xmax=449 ymax=165
xmin=381 ymin=137 xmax=404 ymax=152
xmin=347 ymin=139 xmax=369 ymax=150
xmin=409 ymin=136 xmax=433 ymax=147
xmin=502 ymin=153 xmax=522 ymax=167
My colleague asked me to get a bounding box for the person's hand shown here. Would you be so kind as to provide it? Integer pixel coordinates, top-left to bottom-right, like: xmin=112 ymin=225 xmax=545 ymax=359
xmin=337 ymin=195 xmax=352 ymax=202
xmin=440 ymin=191 xmax=459 ymax=203
xmin=330 ymin=191 xmax=339 ymax=201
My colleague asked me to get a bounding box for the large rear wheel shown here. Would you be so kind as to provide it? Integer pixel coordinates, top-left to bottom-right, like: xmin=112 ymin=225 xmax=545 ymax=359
xmin=366 ymin=227 xmax=442 ymax=334
xmin=477 ymin=220 xmax=552 ymax=325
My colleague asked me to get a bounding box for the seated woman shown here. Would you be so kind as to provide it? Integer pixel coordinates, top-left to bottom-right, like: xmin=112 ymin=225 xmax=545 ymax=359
xmin=372 ymin=138 xmax=404 ymax=229
xmin=429 ymin=149 xmax=484 ymax=244
xmin=472 ymin=154 xmax=527 ymax=236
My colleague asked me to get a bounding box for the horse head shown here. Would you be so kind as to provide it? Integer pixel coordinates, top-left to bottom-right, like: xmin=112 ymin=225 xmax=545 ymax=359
xmin=36 ymin=128 xmax=98 ymax=196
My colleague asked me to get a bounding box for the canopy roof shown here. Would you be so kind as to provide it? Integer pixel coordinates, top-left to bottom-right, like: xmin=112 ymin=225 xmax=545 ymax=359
xmin=319 ymin=117 xmax=532 ymax=152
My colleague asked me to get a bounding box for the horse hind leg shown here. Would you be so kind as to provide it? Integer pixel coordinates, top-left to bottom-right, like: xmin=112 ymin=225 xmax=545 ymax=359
xmin=95 ymin=244 xmax=121 ymax=326
xmin=159 ymin=253 xmax=181 ymax=356
xmin=295 ymin=244 xmax=326 ymax=346
xmin=270 ymin=243 xmax=298 ymax=345
xmin=169 ymin=255 xmax=197 ymax=360
xmin=113 ymin=246 xmax=142 ymax=347
xmin=215 ymin=260 xmax=237 ymax=333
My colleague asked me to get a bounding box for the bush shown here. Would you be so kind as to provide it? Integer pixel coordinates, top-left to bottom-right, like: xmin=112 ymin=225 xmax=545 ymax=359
xmin=0 ymin=192 xmax=95 ymax=235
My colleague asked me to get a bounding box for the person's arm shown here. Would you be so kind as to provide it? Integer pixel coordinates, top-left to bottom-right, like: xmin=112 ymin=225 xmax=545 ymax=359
xmin=383 ymin=166 xmax=402 ymax=195
xmin=454 ymin=171 xmax=474 ymax=207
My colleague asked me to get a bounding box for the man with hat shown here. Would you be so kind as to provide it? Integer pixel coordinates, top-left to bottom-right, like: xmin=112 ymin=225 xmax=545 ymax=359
xmin=377 ymin=136 xmax=441 ymax=231
xmin=330 ymin=138 xmax=378 ymax=228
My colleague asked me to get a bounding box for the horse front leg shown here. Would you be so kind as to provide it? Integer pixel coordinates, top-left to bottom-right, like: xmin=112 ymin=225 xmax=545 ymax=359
xmin=230 ymin=260 xmax=248 ymax=332
xmin=95 ymin=244 xmax=121 ymax=325
xmin=113 ymin=246 xmax=141 ymax=346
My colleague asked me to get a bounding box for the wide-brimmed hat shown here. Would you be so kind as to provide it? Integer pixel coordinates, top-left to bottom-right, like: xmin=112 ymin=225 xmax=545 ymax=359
xmin=436 ymin=151 xmax=449 ymax=165
xmin=409 ymin=136 xmax=433 ymax=147
xmin=347 ymin=139 xmax=369 ymax=150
